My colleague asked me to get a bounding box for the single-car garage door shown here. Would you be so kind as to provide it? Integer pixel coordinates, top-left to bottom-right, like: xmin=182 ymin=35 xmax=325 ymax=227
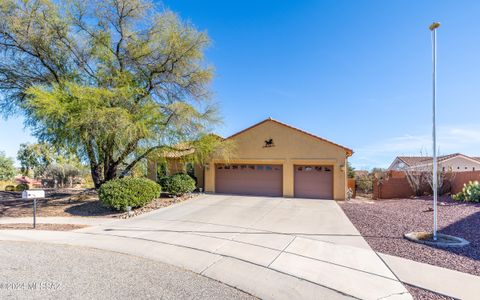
xmin=215 ymin=164 xmax=283 ymax=197
xmin=294 ymin=165 xmax=333 ymax=199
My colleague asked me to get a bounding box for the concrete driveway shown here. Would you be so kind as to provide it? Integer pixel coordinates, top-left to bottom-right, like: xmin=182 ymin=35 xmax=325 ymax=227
xmin=84 ymin=194 xmax=411 ymax=299
xmin=0 ymin=195 xmax=412 ymax=299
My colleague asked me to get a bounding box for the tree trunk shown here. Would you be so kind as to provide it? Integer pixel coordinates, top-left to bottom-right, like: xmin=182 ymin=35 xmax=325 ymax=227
xmin=91 ymin=166 xmax=103 ymax=189
xmin=104 ymin=163 xmax=117 ymax=183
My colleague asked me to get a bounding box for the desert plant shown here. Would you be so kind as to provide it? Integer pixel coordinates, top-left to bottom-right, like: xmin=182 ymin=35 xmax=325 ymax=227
xmin=161 ymin=174 xmax=196 ymax=196
xmin=356 ymin=177 xmax=373 ymax=194
xmin=453 ymin=181 xmax=480 ymax=202
xmin=99 ymin=177 xmax=161 ymax=211
xmin=44 ymin=163 xmax=85 ymax=188
xmin=404 ymin=170 xmax=425 ymax=196
xmin=15 ymin=183 xmax=29 ymax=191
xmin=5 ymin=185 xmax=15 ymax=191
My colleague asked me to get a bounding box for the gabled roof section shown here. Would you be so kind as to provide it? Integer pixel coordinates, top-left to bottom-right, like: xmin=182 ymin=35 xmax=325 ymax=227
xmin=396 ymin=153 xmax=480 ymax=167
xmin=224 ymin=118 xmax=353 ymax=156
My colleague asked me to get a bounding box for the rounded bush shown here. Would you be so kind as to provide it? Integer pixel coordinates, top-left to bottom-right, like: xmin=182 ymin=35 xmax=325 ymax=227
xmin=15 ymin=183 xmax=29 ymax=191
xmin=99 ymin=177 xmax=161 ymax=211
xmin=5 ymin=185 xmax=15 ymax=191
xmin=161 ymin=174 xmax=196 ymax=196
xmin=453 ymin=181 xmax=480 ymax=203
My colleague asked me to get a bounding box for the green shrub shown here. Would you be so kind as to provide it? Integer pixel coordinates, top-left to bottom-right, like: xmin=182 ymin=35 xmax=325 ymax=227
xmin=161 ymin=173 xmax=196 ymax=196
xmin=453 ymin=181 xmax=480 ymax=202
xmin=15 ymin=183 xmax=29 ymax=191
xmin=5 ymin=185 xmax=15 ymax=191
xmin=99 ymin=177 xmax=161 ymax=211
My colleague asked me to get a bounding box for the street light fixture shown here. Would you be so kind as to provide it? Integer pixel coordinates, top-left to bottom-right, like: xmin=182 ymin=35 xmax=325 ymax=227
xmin=429 ymin=22 xmax=440 ymax=241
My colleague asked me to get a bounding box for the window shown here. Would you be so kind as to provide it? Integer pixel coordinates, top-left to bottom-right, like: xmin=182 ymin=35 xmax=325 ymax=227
xmin=297 ymin=167 xmax=303 ymax=171
xmin=442 ymin=167 xmax=445 ymax=172
xmin=325 ymin=167 xmax=332 ymax=172
xmin=225 ymin=165 xmax=230 ymax=169
xmin=232 ymin=165 xmax=238 ymax=169
xmin=265 ymin=166 xmax=273 ymax=170
xmin=217 ymin=166 xmax=223 ymax=170
xmin=315 ymin=166 xmax=322 ymax=171
xmin=257 ymin=165 xmax=264 ymax=170
xmin=474 ymin=167 xmax=476 ymax=171
xmin=457 ymin=167 xmax=460 ymax=169
xmin=248 ymin=165 xmax=255 ymax=170
xmin=465 ymin=167 xmax=468 ymax=170
xmin=240 ymin=165 xmax=247 ymax=170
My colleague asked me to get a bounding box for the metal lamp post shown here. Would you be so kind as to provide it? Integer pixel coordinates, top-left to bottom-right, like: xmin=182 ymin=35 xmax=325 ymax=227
xmin=429 ymin=22 xmax=440 ymax=241
xmin=405 ymin=23 xmax=467 ymax=247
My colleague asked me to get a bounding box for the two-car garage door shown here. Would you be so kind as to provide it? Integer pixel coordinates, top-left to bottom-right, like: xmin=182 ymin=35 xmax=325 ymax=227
xmin=215 ymin=164 xmax=333 ymax=199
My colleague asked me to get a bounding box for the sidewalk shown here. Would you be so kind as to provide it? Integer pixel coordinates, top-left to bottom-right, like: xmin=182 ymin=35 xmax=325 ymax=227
xmin=0 ymin=216 xmax=117 ymax=226
xmin=380 ymin=253 xmax=480 ymax=300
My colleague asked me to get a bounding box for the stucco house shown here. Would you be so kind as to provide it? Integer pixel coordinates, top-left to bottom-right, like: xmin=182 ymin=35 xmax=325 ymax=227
xmin=388 ymin=153 xmax=480 ymax=172
xmin=148 ymin=118 xmax=353 ymax=200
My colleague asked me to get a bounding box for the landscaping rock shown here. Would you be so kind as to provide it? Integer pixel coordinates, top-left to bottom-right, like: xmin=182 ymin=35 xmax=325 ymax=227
xmin=339 ymin=196 xmax=480 ymax=276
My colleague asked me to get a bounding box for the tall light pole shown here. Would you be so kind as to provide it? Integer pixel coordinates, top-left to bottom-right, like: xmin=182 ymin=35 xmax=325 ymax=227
xmin=429 ymin=22 xmax=440 ymax=241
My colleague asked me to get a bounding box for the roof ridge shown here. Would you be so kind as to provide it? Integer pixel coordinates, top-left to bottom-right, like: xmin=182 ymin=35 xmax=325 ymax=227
xmin=396 ymin=153 xmax=480 ymax=167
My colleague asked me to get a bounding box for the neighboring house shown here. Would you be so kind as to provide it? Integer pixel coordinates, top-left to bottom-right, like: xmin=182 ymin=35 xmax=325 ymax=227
xmin=15 ymin=176 xmax=42 ymax=187
xmin=148 ymin=118 xmax=353 ymax=200
xmin=388 ymin=153 xmax=480 ymax=172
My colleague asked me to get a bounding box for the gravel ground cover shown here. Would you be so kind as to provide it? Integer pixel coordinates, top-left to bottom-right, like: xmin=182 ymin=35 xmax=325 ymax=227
xmin=403 ymin=284 xmax=453 ymax=300
xmin=0 ymin=223 xmax=87 ymax=231
xmin=339 ymin=196 xmax=480 ymax=276
xmin=0 ymin=189 xmax=195 ymax=219
xmin=0 ymin=241 xmax=255 ymax=300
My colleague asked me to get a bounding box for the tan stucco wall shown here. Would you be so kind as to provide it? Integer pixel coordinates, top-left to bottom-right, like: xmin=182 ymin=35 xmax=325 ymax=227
xmin=204 ymin=120 xmax=350 ymax=200
xmin=194 ymin=163 xmax=205 ymax=189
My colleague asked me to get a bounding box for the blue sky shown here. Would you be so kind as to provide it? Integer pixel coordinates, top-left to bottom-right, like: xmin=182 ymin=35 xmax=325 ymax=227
xmin=1 ymin=0 xmax=480 ymax=169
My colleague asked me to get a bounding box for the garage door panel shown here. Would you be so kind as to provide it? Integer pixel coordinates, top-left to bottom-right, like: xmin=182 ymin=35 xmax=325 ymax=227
xmin=215 ymin=164 xmax=283 ymax=197
xmin=294 ymin=165 xmax=333 ymax=199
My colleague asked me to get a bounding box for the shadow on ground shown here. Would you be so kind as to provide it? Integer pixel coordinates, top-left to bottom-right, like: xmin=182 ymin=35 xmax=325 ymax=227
xmin=0 ymin=190 xmax=116 ymax=217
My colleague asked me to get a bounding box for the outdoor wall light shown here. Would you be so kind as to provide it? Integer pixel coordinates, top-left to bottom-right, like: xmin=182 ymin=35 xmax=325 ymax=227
xmin=340 ymin=164 xmax=345 ymax=172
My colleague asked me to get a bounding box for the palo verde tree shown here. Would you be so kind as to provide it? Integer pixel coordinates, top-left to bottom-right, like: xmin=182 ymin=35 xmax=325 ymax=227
xmin=0 ymin=0 xmax=219 ymax=188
